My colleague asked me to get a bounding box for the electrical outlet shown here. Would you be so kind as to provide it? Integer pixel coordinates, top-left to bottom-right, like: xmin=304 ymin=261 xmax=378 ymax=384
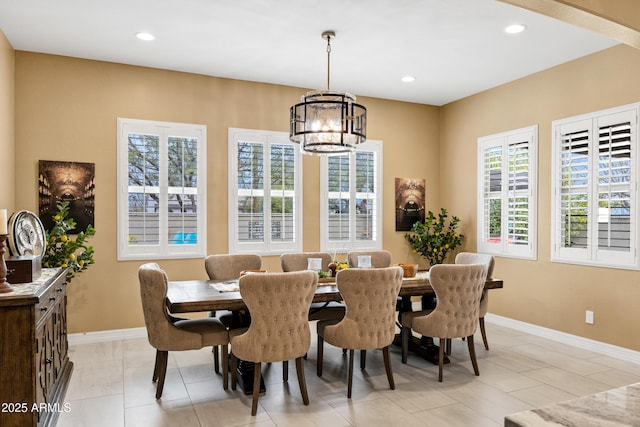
xmin=585 ymin=310 xmax=594 ymax=324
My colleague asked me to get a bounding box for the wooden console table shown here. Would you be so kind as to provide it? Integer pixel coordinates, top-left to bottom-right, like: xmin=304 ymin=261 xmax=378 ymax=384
xmin=0 ymin=268 xmax=73 ymax=427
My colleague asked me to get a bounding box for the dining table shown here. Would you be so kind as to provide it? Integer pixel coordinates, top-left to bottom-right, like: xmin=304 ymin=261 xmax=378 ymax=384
xmin=166 ymin=272 xmax=504 ymax=314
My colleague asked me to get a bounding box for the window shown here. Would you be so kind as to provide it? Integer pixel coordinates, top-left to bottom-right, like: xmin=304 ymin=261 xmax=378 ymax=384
xmin=117 ymin=118 xmax=207 ymax=260
xmin=228 ymin=128 xmax=302 ymax=254
xmin=478 ymin=126 xmax=537 ymax=259
xmin=320 ymin=139 xmax=383 ymax=252
xmin=551 ymin=104 xmax=639 ymax=269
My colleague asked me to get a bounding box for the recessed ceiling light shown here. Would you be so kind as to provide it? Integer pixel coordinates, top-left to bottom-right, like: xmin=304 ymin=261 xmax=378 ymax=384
xmin=401 ymin=75 xmax=416 ymax=83
xmin=505 ymin=24 xmax=526 ymax=34
xmin=136 ymin=32 xmax=155 ymax=41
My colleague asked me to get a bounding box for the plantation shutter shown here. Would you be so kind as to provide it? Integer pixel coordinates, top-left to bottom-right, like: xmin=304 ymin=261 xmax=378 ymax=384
xmin=552 ymin=106 xmax=638 ymax=268
xmin=478 ymin=126 xmax=537 ymax=259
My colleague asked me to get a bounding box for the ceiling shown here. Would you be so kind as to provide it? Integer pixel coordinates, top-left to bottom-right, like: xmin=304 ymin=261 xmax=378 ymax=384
xmin=0 ymin=0 xmax=619 ymax=106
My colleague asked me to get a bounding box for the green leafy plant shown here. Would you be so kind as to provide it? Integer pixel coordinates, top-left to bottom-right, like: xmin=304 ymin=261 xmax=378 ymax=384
xmin=42 ymin=202 xmax=96 ymax=282
xmin=404 ymin=208 xmax=463 ymax=267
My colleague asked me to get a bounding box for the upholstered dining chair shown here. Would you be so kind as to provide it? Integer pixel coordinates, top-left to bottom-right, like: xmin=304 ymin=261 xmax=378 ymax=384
xmin=138 ymin=263 xmax=230 ymax=399
xmin=204 ymin=253 xmax=262 ymax=374
xmin=316 ymin=266 xmax=403 ymax=398
xmin=455 ymin=252 xmax=495 ymax=350
xmin=400 ymin=263 xmax=487 ymax=382
xmin=230 ymin=270 xmax=317 ymax=416
xmin=347 ymin=250 xmax=392 ymax=269
xmin=280 ymin=252 xmax=346 ymax=323
xmin=345 ymin=250 xmax=393 ymax=369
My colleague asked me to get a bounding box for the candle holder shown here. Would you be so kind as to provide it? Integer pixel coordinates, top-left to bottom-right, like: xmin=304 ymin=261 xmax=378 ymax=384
xmin=0 ymin=234 xmax=13 ymax=293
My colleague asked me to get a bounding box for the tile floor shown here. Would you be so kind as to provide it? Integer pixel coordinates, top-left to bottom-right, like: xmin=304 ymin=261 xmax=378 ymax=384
xmin=57 ymin=322 xmax=640 ymax=427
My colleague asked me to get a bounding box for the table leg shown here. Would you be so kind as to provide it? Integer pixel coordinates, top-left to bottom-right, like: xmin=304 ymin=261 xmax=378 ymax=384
xmin=393 ymin=296 xmax=450 ymax=365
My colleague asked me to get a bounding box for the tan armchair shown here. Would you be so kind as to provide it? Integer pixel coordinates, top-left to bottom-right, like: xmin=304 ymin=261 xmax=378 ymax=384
xmin=400 ymin=263 xmax=487 ymax=381
xmin=204 ymin=253 xmax=262 ymax=373
xmin=317 ymin=266 xmax=403 ymax=398
xmin=280 ymin=252 xmax=346 ymax=322
xmin=138 ymin=263 xmax=230 ymax=399
xmin=455 ymin=252 xmax=495 ymax=350
xmin=230 ymin=270 xmax=317 ymax=416
xmin=347 ymin=250 xmax=392 ymax=268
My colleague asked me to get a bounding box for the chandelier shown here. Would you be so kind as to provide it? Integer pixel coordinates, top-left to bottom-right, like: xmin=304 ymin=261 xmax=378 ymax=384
xmin=289 ymin=31 xmax=367 ymax=155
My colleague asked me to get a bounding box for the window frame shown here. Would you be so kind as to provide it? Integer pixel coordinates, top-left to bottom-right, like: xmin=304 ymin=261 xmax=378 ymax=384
xmin=551 ymin=103 xmax=639 ymax=269
xmin=228 ymin=128 xmax=303 ymax=255
xmin=319 ymin=139 xmax=383 ymax=253
xmin=117 ymin=118 xmax=207 ymax=261
xmin=477 ymin=125 xmax=538 ymax=260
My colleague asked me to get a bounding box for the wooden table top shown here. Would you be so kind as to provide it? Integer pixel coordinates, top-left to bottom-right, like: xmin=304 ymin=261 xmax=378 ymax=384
xmin=166 ymin=275 xmax=503 ymax=314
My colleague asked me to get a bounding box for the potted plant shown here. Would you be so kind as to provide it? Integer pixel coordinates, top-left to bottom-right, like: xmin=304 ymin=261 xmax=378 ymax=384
xmin=404 ymin=208 xmax=463 ymax=267
xmin=42 ymin=202 xmax=96 ymax=282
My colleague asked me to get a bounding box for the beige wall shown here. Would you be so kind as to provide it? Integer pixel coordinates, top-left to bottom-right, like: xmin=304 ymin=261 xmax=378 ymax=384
xmin=10 ymin=42 xmax=640 ymax=352
xmin=440 ymin=43 xmax=640 ymax=351
xmin=13 ymin=52 xmax=438 ymax=333
xmin=0 ymin=30 xmax=14 ymax=209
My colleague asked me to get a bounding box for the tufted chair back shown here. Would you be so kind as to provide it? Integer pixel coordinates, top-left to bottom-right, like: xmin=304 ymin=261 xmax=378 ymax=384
xmin=454 ymin=252 xmax=494 ymax=278
xmin=347 ymin=250 xmax=392 ymax=268
xmin=413 ymin=263 xmax=487 ymax=340
xmin=316 ymin=266 xmax=403 ymax=398
xmin=230 ymin=270 xmax=317 ymax=414
xmin=455 ymin=252 xmax=495 ymax=350
xmin=231 ymin=270 xmax=317 ymax=363
xmin=139 ymin=263 xmax=203 ymax=351
xmin=280 ymin=252 xmax=332 ymax=272
xmin=322 ymin=266 xmax=403 ymax=349
xmin=204 ymin=254 xmax=262 ymax=280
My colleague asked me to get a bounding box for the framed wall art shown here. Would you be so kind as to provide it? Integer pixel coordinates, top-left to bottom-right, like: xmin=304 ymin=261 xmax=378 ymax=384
xmin=38 ymin=160 xmax=95 ymax=233
xmin=395 ymin=177 xmax=425 ymax=231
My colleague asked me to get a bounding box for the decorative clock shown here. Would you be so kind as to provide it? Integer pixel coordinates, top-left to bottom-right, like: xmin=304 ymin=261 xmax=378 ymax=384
xmin=7 ymin=210 xmax=47 ymax=257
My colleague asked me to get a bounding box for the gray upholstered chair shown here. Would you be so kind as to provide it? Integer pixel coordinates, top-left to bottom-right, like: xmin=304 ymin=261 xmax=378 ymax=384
xmin=400 ymin=263 xmax=487 ymax=381
xmin=455 ymin=252 xmax=495 ymax=350
xmin=230 ymin=271 xmax=317 ymax=416
xmin=204 ymin=253 xmax=262 ymax=373
xmin=138 ymin=263 xmax=230 ymax=398
xmin=280 ymin=252 xmax=346 ymax=322
xmin=347 ymin=250 xmax=392 ymax=268
xmin=317 ymin=266 xmax=403 ymax=398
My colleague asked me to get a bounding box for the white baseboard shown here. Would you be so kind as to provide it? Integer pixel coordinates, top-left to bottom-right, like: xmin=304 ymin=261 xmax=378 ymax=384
xmin=486 ymin=313 xmax=640 ymax=365
xmin=68 ymin=327 xmax=147 ymax=346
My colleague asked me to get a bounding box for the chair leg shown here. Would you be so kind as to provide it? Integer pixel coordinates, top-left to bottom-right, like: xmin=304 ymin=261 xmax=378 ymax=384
xmin=155 ymin=350 xmax=169 ymax=399
xmin=347 ymin=349 xmax=355 ymax=399
xmin=213 ymin=345 xmax=220 ymax=374
xmin=152 ymin=350 xmax=161 ymax=382
xmin=221 ymin=344 xmax=229 ymax=390
xmin=360 ymin=350 xmax=366 ymax=370
xmin=401 ymin=326 xmax=409 ymax=364
xmin=445 ymin=338 xmax=452 ymax=355
xmin=479 ymin=317 xmax=489 ymax=350
xmin=295 ymin=357 xmax=310 ymax=405
xmin=251 ymin=362 xmax=261 ymax=416
xmin=317 ymin=335 xmax=324 ymax=377
xmin=283 ymin=360 xmax=289 ymax=382
xmin=438 ymin=339 xmax=444 ymax=382
xmin=467 ymin=335 xmax=480 ymax=376
xmin=382 ymin=346 xmax=395 ymax=390
xmin=230 ymin=353 xmax=238 ymax=391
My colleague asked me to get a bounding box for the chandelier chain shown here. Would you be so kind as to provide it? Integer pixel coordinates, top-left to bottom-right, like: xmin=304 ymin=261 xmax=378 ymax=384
xmin=326 ymin=33 xmax=332 ymax=90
